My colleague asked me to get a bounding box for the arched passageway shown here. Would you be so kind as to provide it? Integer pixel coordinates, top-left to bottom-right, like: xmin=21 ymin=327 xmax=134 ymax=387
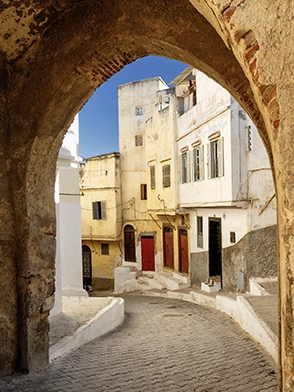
xmin=0 ymin=1 xmax=293 ymax=390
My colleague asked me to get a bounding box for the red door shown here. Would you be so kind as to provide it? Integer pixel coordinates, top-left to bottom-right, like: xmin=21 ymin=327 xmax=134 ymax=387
xmin=163 ymin=226 xmax=174 ymax=269
xmin=141 ymin=236 xmax=155 ymax=271
xmin=179 ymin=228 xmax=189 ymax=273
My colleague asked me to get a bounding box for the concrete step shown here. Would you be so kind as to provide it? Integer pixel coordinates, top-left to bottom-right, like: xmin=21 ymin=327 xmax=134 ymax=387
xmin=154 ymin=272 xmax=190 ymax=291
xmin=172 ymin=271 xmax=190 ymax=285
xmin=137 ymin=276 xmax=166 ymax=290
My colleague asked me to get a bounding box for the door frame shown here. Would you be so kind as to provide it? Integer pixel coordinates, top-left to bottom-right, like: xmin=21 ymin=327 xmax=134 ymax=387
xmin=163 ymin=225 xmax=174 ymax=270
xmin=178 ymin=227 xmax=189 ymax=274
xmin=141 ymin=235 xmax=155 ymax=272
xmin=82 ymin=244 xmax=92 ymax=286
xmin=208 ymin=217 xmax=222 ymax=283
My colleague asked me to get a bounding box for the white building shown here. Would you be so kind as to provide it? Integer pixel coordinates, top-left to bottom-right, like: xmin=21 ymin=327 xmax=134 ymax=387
xmin=175 ymin=68 xmax=277 ymax=292
xmin=51 ymin=115 xmax=87 ymax=316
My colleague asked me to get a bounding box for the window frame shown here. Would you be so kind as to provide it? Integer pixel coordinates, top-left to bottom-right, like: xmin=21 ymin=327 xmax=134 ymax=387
xmin=207 ymin=137 xmax=224 ymax=179
xmin=101 ymin=243 xmax=110 ymax=255
xmin=92 ymin=201 xmax=107 ymax=220
xmin=197 ymin=216 xmax=203 ymax=248
xmin=150 ymin=165 xmax=156 ymax=189
xmin=162 ymin=164 xmax=171 ymax=188
xmin=192 ymin=145 xmax=204 ymax=181
xmin=180 ymin=151 xmax=190 ymax=183
xmin=135 ymin=135 xmax=143 ymax=146
xmin=140 ymin=183 xmax=147 ymax=200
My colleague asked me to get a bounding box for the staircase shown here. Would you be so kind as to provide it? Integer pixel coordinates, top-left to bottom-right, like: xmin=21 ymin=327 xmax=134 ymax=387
xmin=114 ymin=266 xmax=190 ymax=294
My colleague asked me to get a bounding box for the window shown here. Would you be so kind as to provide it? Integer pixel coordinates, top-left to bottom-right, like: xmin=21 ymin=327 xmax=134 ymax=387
xmin=135 ymin=107 xmax=143 ymax=115
xmin=247 ymin=125 xmax=252 ymax=151
xmin=141 ymin=184 xmax=147 ymax=200
xmin=207 ymin=137 xmax=224 ymax=178
xmin=150 ymin=165 xmax=156 ymax=189
xmin=162 ymin=164 xmax=171 ymax=188
xmin=135 ymin=135 xmax=143 ymax=146
xmin=230 ymin=232 xmax=236 ymax=244
xmin=197 ymin=216 xmax=203 ymax=248
xmin=192 ymin=146 xmax=204 ymax=181
xmin=101 ymin=243 xmax=109 ymax=255
xmin=92 ymin=201 xmax=107 ymax=220
xmin=180 ymin=151 xmax=190 ymax=183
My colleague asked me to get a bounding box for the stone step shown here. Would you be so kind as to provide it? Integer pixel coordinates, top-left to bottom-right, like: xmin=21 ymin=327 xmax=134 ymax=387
xmin=137 ymin=276 xmax=166 ymax=290
xmin=154 ymin=272 xmax=190 ymax=291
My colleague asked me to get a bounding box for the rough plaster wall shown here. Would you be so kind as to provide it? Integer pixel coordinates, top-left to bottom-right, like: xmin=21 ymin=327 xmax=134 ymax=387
xmin=190 ymin=251 xmax=208 ymax=288
xmin=223 ymin=225 xmax=277 ymax=293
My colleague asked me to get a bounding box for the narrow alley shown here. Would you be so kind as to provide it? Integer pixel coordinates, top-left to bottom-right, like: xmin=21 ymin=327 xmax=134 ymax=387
xmin=0 ymin=293 xmax=277 ymax=392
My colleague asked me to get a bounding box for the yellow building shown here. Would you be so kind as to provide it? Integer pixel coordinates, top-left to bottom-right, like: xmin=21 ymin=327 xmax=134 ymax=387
xmin=80 ymin=152 xmax=122 ymax=290
xmin=116 ymin=77 xmax=190 ymax=293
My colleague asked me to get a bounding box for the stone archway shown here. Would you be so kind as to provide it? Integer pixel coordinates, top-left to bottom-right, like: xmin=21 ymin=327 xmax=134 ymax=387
xmin=0 ymin=1 xmax=294 ymax=390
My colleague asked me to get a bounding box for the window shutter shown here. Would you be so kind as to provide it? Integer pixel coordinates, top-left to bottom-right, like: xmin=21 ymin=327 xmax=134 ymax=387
xmin=179 ymin=154 xmax=183 ymax=183
xmin=101 ymin=201 xmax=107 ymax=219
xmin=200 ymin=145 xmax=204 ymax=180
xmin=218 ymin=137 xmax=224 ymax=177
xmin=150 ymin=166 xmax=156 ymax=189
xmin=187 ymin=150 xmax=191 ymax=182
xmin=192 ymin=149 xmax=195 ymax=181
xmin=92 ymin=202 xmax=98 ymax=219
xmin=163 ymin=164 xmax=171 ymax=188
xmin=207 ymin=143 xmax=211 ymax=179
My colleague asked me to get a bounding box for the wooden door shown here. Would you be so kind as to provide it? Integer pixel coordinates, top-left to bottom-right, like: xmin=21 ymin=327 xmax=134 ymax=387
xmin=179 ymin=228 xmax=189 ymax=273
xmin=82 ymin=245 xmax=92 ymax=285
xmin=209 ymin=218 xmax=222 ymax=280
xmin=124 ymin=225 xmax=136 ymax=262
xmin=163 ymin=226 xmax=174 ymax=269
xmin=141 ymin=236 xmax=155 ymax=271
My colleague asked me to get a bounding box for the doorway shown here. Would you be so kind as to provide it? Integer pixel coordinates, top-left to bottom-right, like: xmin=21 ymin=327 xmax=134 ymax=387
xmin=124 ymin=225 xmax=136 ymax=262
xmin=179 ymin=228 xmax=189 ymax=274
xmin=141 ymin=236 xmax=155 ymax=271
xmin=82 ymin=245 xmax=92 ymax=286
xmin=208 ymin=218 xmax=222 ymax=282
xmin=163 ymin=226 xmax=174 ymax=269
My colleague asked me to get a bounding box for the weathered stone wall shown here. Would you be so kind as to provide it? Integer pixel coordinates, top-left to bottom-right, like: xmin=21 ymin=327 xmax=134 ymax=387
xmin=190 ymin=251 xmax=208 ymax=289
xmin=92 ymin=278 xmax=114 ymax=292
xmin=222 ymin=225 xmax=277 ymax=293
xmin=190 ymin=225 xmax=277 ymax=293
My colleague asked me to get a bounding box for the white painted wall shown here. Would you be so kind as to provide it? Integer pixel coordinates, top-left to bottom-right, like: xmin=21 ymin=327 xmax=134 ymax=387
xmin=51 ymin=115 xmax=87 ymax=317
xmin=177 ymin=69 xmax=276 ymax=254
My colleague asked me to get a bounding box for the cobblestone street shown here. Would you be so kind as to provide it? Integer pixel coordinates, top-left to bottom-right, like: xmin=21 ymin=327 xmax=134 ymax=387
xmin=0 ymin=293 xmax=278 ymax=392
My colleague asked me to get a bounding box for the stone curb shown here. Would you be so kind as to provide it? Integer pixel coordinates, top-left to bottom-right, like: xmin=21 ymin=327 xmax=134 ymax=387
xmin=49 ymin=297 xmax=125 ymax=361
xmin=141 ymin=289 xmax=278 ymax=363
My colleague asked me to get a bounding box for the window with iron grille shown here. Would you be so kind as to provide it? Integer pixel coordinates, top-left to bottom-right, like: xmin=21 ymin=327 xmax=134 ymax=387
xmin=135 ymin=107 xmax=143 ymax=115
xmin=92 ymin=201 xmax=107 ymax=220
xmin=162 ymin=164 xmax=171 ymax=188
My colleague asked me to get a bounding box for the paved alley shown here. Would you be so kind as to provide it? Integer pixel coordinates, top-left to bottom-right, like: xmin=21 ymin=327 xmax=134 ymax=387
xmin=0 ymin=293 xmax=278 ymax=392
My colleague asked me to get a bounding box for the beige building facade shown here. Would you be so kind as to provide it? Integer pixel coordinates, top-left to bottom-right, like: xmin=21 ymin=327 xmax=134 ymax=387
xmin=80 ymin=153 xmax=122 ymax=290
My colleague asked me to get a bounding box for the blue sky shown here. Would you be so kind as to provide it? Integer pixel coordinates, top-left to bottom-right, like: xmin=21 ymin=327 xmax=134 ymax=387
xmin=78 ymin=56 xmax=188 ymax=158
